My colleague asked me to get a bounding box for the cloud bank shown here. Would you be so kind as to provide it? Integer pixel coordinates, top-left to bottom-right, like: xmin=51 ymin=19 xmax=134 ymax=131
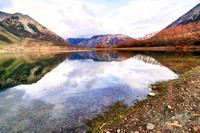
xmin=1 ymin=0 xmax=199 ymax=38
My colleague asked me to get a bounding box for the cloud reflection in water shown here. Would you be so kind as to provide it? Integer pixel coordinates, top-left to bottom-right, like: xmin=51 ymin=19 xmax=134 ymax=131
xmin=15 ymin=55 xmax=177 ymax=104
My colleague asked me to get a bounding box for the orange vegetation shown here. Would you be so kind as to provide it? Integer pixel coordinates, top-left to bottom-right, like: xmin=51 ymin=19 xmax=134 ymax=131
xmin=96 ymin=21 xmax=200 ymax=48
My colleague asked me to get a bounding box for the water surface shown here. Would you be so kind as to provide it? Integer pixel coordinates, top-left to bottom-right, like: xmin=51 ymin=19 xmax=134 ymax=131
xmin=0 ymin=50 xmax=199 ymax=132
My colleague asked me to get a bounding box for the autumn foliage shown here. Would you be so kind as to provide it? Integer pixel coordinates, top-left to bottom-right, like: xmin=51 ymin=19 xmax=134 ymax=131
xmin=96 ymin=21 xmax=200 ymax=48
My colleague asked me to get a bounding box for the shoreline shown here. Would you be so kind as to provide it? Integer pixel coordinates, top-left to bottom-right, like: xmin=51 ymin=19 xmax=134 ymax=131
xmin=0 ymin=49 xmax=93 ymax=54
xmin=1 ymin=46 xmax=200 ymax=53
xmin=0 ymin=46 xmax=94 ymax=53
xmin=94 ymin=46 xmax=200 ymax=52
xmin=86 ymin=67 xmax=200 ymax=132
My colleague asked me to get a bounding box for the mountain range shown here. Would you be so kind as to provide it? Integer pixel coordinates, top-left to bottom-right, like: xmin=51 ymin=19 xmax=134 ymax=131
xmin=68 ymin=3 xmax=200 ymax=48
xmin=67 ymin=34 xmax=132 ymax=47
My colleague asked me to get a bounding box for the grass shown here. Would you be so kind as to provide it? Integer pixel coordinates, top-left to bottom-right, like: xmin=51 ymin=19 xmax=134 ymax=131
xmin=86 ymin=101 xmax=128 ymax=133
xmin=0 ymin=34 xmax=12 ymax=44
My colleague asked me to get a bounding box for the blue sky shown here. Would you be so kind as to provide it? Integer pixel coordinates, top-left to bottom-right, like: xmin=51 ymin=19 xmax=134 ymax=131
xmin=85 ymin=0 xmax=130 ymax=5
xmin=85 ymin=0 xmax=131 ymax=9
xmin=0 ymin=0 xmax=12 ymax=9
xmin=1 ymin=0 xmax=199 ymax=38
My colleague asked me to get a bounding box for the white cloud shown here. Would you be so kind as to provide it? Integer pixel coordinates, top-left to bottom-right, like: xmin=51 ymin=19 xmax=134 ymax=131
xmin=103 ymin=0 xmax=200 ymax=37
xmin=2 ymin=0 xmax=200 ymax=38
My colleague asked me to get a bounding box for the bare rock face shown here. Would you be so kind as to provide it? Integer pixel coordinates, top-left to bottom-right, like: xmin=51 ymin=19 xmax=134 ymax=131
xmin=166 ymin=3 xmax=200 ymax=28
xmin=67 ymin=34 xmax=132 ymax=47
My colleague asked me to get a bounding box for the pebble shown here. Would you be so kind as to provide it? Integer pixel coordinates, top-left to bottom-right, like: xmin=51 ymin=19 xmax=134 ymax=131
xmin=152 ymin=86 xmax=157 ymax=90
xmin=193 ymin=126 xmax=198 ymax=131
xmin=146 ymin=123 xmax=155 ymax=130
xmin=167 ymin=105 xmax=172 ymax=109
xmin=148 ymin=93 xmax=156 ymax=97
xmin=156 ymin=131 xmax=162 ymax=133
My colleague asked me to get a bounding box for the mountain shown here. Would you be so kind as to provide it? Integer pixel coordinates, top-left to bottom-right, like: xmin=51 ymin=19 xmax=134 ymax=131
xmin=113 ymin=3 xmax=200 ymax=48
xmin=141 ymin=3 xmax=200 ymax=47
xmin=0 ymin=11 xmax=73 ymax=50
xmin=67 ymin=34 xmax=132 ymax=47
xmin=166 ymin=3 xmax=200 ymax=28
xmin=67 ymin=38 xmax=89 ymax=45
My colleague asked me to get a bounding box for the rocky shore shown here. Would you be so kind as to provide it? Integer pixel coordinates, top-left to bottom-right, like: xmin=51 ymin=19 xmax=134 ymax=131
xmin=86 ymin=67 xmax=200 ymax=132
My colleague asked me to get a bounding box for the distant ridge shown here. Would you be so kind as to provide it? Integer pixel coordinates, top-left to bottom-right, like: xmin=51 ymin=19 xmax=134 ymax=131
xmin=67 ymin=34 xmax=132 ymax=47
xmin=166 ymin=3 xmax=200 ymax=28
xmin=67 ymin=38 xmax=89 ymax=45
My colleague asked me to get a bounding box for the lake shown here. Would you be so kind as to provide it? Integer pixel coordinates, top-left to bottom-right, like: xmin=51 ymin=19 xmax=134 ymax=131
xmin=0 ymin=50 xmax=200 ymax=132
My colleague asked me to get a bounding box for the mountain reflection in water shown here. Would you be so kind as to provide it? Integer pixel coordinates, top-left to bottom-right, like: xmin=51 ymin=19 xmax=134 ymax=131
xmin=0 ymin=50 xmax=200 ymax=132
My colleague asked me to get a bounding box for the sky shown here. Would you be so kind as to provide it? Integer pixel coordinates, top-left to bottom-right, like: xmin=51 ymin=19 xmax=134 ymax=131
xmin=0 ymin=0 xmax=199 ymax=38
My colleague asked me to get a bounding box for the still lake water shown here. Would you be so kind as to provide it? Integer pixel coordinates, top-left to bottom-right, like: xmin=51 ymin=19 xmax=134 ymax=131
xmin=0 ymin=50 xmax=200 ymax=132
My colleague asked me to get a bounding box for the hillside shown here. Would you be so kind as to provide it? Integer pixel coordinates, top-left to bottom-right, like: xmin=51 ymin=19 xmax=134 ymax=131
xmin=96 ymin=3 xmax=200 ymax=48
xmin=67 ymin=34 xmax=132 ymax=47
xmin=0 ymin=11 xmax=74 ymax=51
xmin=0 ymin=24 xmax=21 ymax=45
xmin=151 ymin=3 xmax=200 ymax=47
